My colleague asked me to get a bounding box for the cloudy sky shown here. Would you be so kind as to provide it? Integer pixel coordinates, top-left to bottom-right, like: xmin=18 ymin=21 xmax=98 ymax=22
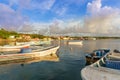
xmin=0 ymin=0 xmax=120 ymax=34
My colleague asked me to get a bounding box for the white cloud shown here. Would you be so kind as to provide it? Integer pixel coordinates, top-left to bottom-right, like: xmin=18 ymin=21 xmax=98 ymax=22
xmin=9 ymin=0 xmax=55 ymax=10
xmin=0 ymin=0 xmax=120 ymax=35
xmin=21 ymin=0 xmax=120 ymax=35
xmin=39 ymin=0 xmax=55 ymax=10
xmin=87 ymin=0 xmax=101 ymax=15
xmin=0 ymin=0 xmax=56 ymax=31
xmin=84 ymin=0 xmax=120 ymax=34
xmin=30 ymin=19 xmax=83 ymax=34
xmin=29 ymin=0 xmax=55 ymax=10
xmin=55 ymin=7 xmax=67 ymax=16
xmin=0 ymin=3 xmax=28 ymax=31
xmin=61 ymin=0 xmax=87 ymax=6
xmin=9 ymin=0 xmax=18 ymax=6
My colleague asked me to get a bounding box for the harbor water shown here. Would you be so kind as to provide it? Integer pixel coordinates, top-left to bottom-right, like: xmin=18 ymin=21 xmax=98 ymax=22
xmin=0 ymin=39 xmax=120 ymax=80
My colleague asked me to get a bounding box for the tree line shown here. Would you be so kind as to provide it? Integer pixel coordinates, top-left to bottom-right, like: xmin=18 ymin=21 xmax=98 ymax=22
xmin=0 ymin=28 xmax=47 ymax=39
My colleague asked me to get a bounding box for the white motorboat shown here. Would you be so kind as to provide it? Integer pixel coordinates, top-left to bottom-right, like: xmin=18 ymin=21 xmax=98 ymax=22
xmin=81 ymin=50 xmax=120 ymax=80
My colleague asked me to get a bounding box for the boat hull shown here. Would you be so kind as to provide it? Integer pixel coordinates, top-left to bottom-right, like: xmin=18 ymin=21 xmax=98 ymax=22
xmin=0 ymin=44 xmax=30 ymax=52
xmin=0 ymin=46 xmax=59 ymax=65
xmin=68 ymin=41 xmax=83 ymax=45
xmin=82 ymin=49 xmax=120 ymax=80
xmin=85 ymin=49 xmax=110 ymax=65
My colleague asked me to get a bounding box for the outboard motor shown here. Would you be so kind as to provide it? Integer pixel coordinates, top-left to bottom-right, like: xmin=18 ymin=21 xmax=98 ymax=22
xmin=114 ymin=49 xmax=120 ymax=53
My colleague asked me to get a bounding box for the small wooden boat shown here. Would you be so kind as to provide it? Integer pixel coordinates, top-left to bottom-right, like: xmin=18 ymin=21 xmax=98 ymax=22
xmin=81 ymin=50 xmax=120 ymax=80
xmin=19 ymin=46 xmax=59 ymax=55
xmin=68 ymin=41 xmax=83 ymax=45
xmin=0 ymin=46 xmax=59 ymax=65
xmin=16 ymin=40 xmax=51 ymax=46
xmin=0 ymin=44 xmax=30 ymax=52
xmin=85 ymin=49 xmax=110 ymax=65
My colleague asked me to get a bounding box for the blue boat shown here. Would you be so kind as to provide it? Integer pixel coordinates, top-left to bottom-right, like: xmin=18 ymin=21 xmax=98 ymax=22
xmin=85 ymin=49 xmax=110 ymax=65
xmin=81 ymin=50 xmax=120 ymax=80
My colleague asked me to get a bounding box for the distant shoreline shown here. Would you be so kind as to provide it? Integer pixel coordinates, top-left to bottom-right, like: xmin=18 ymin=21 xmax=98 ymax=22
xmin=0 ymin=38 xmax=15 ymax=41
xmin=0 ymin=38 xmax=30 ymax=42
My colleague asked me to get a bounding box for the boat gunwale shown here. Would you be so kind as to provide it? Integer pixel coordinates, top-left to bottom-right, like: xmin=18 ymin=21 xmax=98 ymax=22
xmin=81 ymin=50 xmax=120 ymax=80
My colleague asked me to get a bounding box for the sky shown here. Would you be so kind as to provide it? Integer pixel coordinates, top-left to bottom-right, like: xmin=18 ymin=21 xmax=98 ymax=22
xmin=0 ymin=0 xmax=120 ymax=35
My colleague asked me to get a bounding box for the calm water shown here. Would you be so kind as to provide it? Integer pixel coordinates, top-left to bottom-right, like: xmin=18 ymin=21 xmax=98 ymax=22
xmin=0 ymin=39 xmax=120 ymax=80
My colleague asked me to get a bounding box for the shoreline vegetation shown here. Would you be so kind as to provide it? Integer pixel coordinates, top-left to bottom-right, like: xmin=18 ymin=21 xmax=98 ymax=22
xmin=0 ymin=28 xmax=49 ymax=42
xmin=0 ymin=28 xmax=120 ymax=42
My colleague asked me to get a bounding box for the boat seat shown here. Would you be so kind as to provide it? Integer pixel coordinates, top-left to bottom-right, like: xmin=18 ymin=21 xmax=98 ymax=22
xmin=93 ymin=56 xmax=101 ymax=59
xmin=105 ymin=59 xmax=120 ymax=70
xmin=95 ymin=51 xmax=102 ymax=56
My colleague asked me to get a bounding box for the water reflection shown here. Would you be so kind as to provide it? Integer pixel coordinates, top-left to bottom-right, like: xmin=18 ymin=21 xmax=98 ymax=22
xmin=83 ymin=39 xmax=120 ymax=53
xmin=20 ymin=64 xmax=24 ymax=67
xmin=0 ymin=39 xmax=119 ymax=80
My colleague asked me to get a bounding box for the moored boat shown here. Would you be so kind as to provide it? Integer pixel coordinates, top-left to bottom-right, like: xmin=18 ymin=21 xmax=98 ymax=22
xmin=0 ymin=44 xmax=30 ymax=52
xmin=0 ymin=46 xmax=59 ymax=65
xmin=81 ymin=50 xmax=120 ymax=80
xmin=16 ymin=40 xmax=51 ymax=46
xmin=85 ymin=49 xmax=110 ymax=65
xmin=68 ymin=41 xmax=83 ymax=45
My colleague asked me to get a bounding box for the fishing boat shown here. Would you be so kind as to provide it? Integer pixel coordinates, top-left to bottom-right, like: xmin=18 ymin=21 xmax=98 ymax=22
xmin=85 ymin=49 xmax=110 ymax=65
xmin=16 ymin=40 xmax=51 ymax=46
xmin=0 ymin=46 xmax=59 ymax=65
xmin=68 ymin=41 xmax=83 ymax=45
xmin=81 ymin=50 xmax=120 ymax=80
xmin=0 ymin=44 xmax=30 ymax=52
xmin=19 ymin=46 xmax=59 ymax=55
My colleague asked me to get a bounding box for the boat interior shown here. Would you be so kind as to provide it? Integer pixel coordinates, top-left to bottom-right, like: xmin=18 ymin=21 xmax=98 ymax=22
xmin=91 ymin=50 xmax=120 ymax=70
